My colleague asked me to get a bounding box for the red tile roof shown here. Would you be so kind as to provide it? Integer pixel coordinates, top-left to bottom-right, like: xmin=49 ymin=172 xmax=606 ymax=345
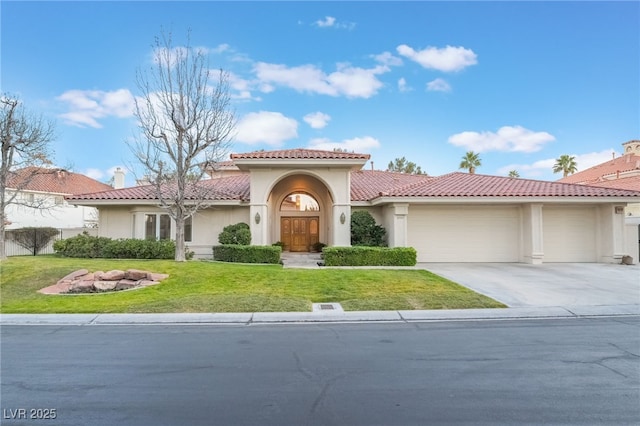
xmin=68 ymin=170 xmax=640 ymax=203
xmin=372 ymin=172 xmax=640 ymax=198
xmin=558 ymin=153 xmax=640 ymax=184
xmin=585 ymin=175 xmax=640 ymax=192
xmin=7 ymin=167 xmax=112 ymax=195
xmin=231 ymin=148 xmax=370 ymax=160
xmin=68 ymin=174 xmax=250 ymax=202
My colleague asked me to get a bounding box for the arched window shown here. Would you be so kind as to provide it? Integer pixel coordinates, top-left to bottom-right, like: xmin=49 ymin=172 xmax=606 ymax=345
xmin=280 ymin=192 xmax=320 ymax=211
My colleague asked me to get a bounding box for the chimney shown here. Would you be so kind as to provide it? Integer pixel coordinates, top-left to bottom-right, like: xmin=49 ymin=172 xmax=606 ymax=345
xmin=371 ymin=161 xmax=374 ymax=171
xmin=113 ymin=167 xmax=125 ymax=189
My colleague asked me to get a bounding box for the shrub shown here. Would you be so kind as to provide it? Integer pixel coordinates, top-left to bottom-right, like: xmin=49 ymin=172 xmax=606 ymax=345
xmin=351 ymin=211 xmax=386 ymax=247
xmin=213 ymin=245 xmax=281 ymax=264
xmin=323 ymin=246 xmax=416 ymax=266
xmin=7 ymin=227 xmax=60 ymax=255
xmin=312 ymin=242 xmax=326 ymax=252
xmin=272 ymin=241 xmax=284 ymax=248
xmin=218 ymin=222 xmax=251 ymax=245
xmin=53 ymin=233 xmax=192 ymax=260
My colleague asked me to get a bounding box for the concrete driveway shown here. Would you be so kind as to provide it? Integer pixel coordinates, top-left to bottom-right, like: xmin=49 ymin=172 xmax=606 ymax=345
xmin=421 ymin=263 xmax=640 ymax=308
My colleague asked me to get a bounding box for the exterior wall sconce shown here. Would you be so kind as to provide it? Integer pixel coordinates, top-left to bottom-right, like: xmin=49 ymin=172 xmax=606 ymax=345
xmin=255 ymin=212 xmax=261 ymax=224
xmin=340 ymin=212 xmax=346 ymax=224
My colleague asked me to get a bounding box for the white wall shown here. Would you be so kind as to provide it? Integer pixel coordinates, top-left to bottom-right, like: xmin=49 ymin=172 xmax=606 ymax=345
xmin=5 ymin=193 xmax=99 ymax=229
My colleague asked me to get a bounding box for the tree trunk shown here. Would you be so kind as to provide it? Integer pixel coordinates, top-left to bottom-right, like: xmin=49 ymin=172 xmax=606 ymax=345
xmin=0 ymin=213 xmax=6 ymax=260
xmin=469 ymin=166 xmax=475 ymax=174
xmin=174 ymin=215 xmax=186 ymax=262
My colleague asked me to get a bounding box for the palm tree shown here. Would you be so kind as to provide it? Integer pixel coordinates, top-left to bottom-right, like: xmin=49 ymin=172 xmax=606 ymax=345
xmin=553 ymin=154 xmax=578 ymax=177
xmin=459 ymin=151 xmax=482 ymax=174
xmin=508 ymin=170 xmax=520 ymax=178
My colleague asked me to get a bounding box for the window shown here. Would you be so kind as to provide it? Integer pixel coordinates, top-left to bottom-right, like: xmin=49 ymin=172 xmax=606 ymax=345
xmin=144 ymin=214 xmax=192 ymax=242
xmin=54 ymin=196 xmax=64 ymax=205
xmin=280 ymin=193 xmax=320 ymax=211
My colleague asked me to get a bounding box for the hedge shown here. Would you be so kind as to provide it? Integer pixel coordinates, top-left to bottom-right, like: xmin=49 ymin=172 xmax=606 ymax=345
xmin=323 ymin=246 xmax=417 ymax=266
xmin=53 ymin=233 xmax=188 ymax=259
xmin=213 ymin=244 xmax=282 ymax=264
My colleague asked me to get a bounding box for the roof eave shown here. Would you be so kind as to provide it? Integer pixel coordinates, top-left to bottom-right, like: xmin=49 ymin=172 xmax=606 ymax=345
xmin=233 ymin=158 xmax=368 ymax=171
xmin=368 ymin=195 xmax=640 ymax=205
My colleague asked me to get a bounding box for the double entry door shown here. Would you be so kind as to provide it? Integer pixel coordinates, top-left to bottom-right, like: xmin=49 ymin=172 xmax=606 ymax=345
xmin=281 ymin=216 xmax=319 ymax=252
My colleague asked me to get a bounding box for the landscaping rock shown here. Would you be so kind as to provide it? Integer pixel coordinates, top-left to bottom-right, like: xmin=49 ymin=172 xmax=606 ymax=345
xmin=93 ymin=281 xmax=118 ymax=291
xmin=59 ymin=269 xmax=89 ymax=282
xmin=115 ymin=279 xmax=138 ymax=291
xmin=101 ymin=270 xmax=125 ymax=281
xmin=40 ymin=269 xmax=169 ymax=295
xmin=125 ymin=269 xmax=148 ymax=281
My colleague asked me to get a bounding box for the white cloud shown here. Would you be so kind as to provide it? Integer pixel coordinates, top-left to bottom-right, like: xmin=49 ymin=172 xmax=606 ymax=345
xmin=57 ymin=89 xmax=135 ymax=128
xmin=497 ymin=149 xmax=617 ymax=178
xmin=426 ymin=78 xmax=451 ymax=92
xmin=448 ymin=126 xmax=556 ymax=153
xmin=83 ymin=168 xmax=104 ymax=180
xmin=398 ymin=78 xmax=412 ymax=92
xmin=228 ymin=72 xmax=262 ymax=101
xmin=235 ymin=111 xmax=298 ymax=146
xmin=254 ymin=62 xmax=388 ymax=99
xmin=316 ymin=16 xmax=336 ymax=27
xmin=303 ymin=112 xmax=331 ymax=129
xmin=314 ymin=16 xmax=356 ymax=30
xmin=373 ymin=51 xmax=403 ymax=67
xmin=308 ymin=136 xmax=380 ymax=152
xmin=397 ymin=44 xmax=478 ymax=72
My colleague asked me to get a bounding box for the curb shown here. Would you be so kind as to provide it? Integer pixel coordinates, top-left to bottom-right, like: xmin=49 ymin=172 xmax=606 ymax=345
xmin=1 ymin=305 xmax=638 ymax=325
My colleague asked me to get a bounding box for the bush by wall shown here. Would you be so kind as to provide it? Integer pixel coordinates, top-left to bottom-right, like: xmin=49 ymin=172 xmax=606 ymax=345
xmin=351 ymin=210 xmax=387 ymax=247
xmin=53 ymin=233 xmax=190 ymax=259
xmin=218 ymin=222 xmax=251 ymax=245
xmin=323 ymin=246 xmax=417 ymax=266
xmin=213 ymin=244 xmax=281 ymax=264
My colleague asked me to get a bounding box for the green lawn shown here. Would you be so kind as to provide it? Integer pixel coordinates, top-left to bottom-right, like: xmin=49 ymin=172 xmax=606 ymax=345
xmin=0 ymin=256 xmax=505 ymax=313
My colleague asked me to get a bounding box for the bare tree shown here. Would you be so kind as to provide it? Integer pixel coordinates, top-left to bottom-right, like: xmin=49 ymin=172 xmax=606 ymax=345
xmin=0 ymin=95 xmax=55 ymax=260
xmin=130 ymin=30 xmax=235 ymax=261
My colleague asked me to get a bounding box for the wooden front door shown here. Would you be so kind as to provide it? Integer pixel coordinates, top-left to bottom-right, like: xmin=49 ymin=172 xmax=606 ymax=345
xmin=281 ymin=217 xmax=319 ymax=252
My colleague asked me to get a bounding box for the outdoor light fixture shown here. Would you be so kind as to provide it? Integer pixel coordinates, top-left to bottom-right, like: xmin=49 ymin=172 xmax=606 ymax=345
xmin=255 ymin=212 xmax=261 ymax=224
xmin=340 ymin=212 xmax=346 ymax=224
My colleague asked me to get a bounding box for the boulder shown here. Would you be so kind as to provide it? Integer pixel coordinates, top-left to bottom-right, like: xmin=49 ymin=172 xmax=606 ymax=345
xmin=58 ymin=269 xmax=89 ymax=283
xmin=79 ymin=273 xmax=95 ymax=281
xmin=93 ymin=281 xmax=117 ymax=291
xmin=93 ymin=271 xmax=105 ymax=280
xmin=71 ymin=280 xmax=95 ymax=292
xmin=137 ymin=279 xmax=159 ymax=287
xmin=101 ymin=270 xmax=125 ymax=281
xmin=115 ymin=279 xmax=138 ymax=291
xmin=125 ymin=269 xmax=149 ymax=281
xmin=148 ymin=273 xmax=169 ymax=281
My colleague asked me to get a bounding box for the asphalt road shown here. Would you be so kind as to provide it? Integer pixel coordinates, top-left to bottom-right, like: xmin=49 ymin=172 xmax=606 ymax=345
xmin=2 ymin=317 xmax=639 ymax=426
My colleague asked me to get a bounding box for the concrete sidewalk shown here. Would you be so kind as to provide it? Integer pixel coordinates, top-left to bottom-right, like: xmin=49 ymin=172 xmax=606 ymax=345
xmin=2 ymin=304 xmax=638 ymax=325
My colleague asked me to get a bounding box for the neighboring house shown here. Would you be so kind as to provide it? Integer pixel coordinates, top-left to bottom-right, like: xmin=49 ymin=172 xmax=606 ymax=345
xmin=558 ymin=139 xmax=640 ymax=261
xmin=5 ymin=167 xmax=113 ymax=229
xmin=67 ymin=148 xmax=640 ymax=264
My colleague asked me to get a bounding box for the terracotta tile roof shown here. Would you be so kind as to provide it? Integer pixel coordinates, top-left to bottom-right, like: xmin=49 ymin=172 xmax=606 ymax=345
xmin=231 ymin=148 xmax=370 ymax=160
xmin=68 ymin=174 xmax=250 ymax=202
xmin=350 ymin=170 xmax=434 ymax=201
xmin=558 ymin=154 xmax=640 ymax=184
xmin=67 ymin=169 xmax=640 ymax=204
xmin=375 ymin=172 xmax=640 ymax=198
xmin=7 ymin=167 xmax=112 ymax=195
xmin=585 ymin=175 xmax=640 ymax=192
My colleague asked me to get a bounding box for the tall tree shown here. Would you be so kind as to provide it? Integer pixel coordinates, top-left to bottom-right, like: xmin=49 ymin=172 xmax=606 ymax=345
xmin=508 ymin=170 xmax=520 ymax=178
xmin=459 ymin=151 xmax=482 ymax=174
xmin=0 ymin=95 xmax=55 ymax=260
xmin=553 ymin=154 xmax=578 ymax=177
xmin=387 ymin=156 xmax=424 ymax=174
xmin=130 ymin=30 xmax=236 ymax=261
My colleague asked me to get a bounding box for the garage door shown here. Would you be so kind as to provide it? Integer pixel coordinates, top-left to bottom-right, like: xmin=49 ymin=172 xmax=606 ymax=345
xmin=407 ymin=205 xmax=521 ymax=262
xmin=543 ymin=206 xmax=597 ymax=262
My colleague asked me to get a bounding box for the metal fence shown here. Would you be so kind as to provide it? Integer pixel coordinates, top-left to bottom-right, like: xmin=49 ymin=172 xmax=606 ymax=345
xmin=4 ymin=227 xmax=98 ymax=257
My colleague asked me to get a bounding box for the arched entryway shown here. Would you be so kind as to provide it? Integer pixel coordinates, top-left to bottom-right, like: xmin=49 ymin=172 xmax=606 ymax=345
xmin=269 ymin=174 xmax=332 ymax=252
xmin=280 ymin=193 xmax=320 ymax=252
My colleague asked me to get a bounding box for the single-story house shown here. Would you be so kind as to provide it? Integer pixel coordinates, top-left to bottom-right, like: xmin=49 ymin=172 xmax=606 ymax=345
xmin=67 ymin=148 xmax=640 ymax=264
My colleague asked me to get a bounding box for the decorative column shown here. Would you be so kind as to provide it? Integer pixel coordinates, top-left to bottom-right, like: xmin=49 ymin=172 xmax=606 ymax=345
xmin=597 ymin=204 xmax=625 ymax=263
xmin=522 ymin=204 xmax=544 ymax=264
xmin=385 ymin=203 xmax=409 ymax=247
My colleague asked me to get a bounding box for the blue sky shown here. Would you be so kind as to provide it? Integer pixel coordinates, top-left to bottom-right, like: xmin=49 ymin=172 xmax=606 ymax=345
xmin=3 ymin=1 xmax=639 ymax=186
